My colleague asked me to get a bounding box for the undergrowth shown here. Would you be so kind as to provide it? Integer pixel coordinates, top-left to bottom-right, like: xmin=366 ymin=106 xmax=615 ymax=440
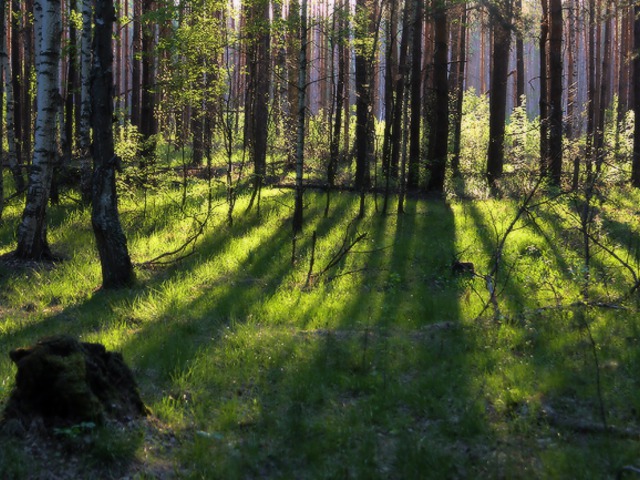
xmin=1 ymin=169 xmax=640 ymax=478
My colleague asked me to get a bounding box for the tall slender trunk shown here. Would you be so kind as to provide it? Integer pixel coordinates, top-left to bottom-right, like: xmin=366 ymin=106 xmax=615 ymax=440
xmin=451 ymin=3 xmax=467 ymax=177
xmin=140 ymin=0 xmax=157 ymax=161
xmin=631 ymin=3 xmax=640 ymax=186
xmin=326 ymin=0 xmax=346 ymax=216
xmin=79 ymin=0 xmax=92 ymax=201
xmin=92 ymin=0 xmax=135 ymax=288
xmin=548 ymin=0 xmax=563 ymax=185
xmin=16 ymin=0 xmax=61 ymax=260
xmin=2 ymin=1 xmax=23 ymax=193
xmin=293 ymin=0 xmax=307 ymax=234
xmin=539 ymin=0 xmax=549 ymax=176
xmin=426 ymin=0 xmax=448 ymax=194
xmin=391 ymin=0 xmax=411 ymax=184
xmin=595 ymin=2 xmax=611 ymax=173
xmin=354 ymin=0 xmax=372 ymax=191
xmin=407 ymin=0 xmax=422 ymax=189
xmin=382 ymin=0 xmax=398 ymax=213
xmin=11 ymin=0 xmax=24 ymax=173
xmin=131 ymin=0 xmax=141 ymax=126
xmin=0 ymin=0 xmax=4 ymax=218
xmin=486 ymin=2 xmax=512 ymax=191
xmin=515 ymin=0 xmax=525 ymax=106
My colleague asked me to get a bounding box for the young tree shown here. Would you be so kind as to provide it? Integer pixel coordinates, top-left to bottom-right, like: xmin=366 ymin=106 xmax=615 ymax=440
xmin=15 ymin=0 xmax=61 ymax=260
xmin=91 ymin=0 xmax=135 ymax=288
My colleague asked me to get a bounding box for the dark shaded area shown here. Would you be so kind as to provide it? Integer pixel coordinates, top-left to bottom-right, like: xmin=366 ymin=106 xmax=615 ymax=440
xmin=2 ymin=335 xmax=147 ymax=428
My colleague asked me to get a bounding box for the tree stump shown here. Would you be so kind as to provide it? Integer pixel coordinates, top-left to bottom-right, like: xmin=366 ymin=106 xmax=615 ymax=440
xmin=2 ymin=335 xmax=147 ymax=428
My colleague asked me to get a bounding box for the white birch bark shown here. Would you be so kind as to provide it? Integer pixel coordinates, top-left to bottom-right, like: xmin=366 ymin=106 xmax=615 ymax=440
xmin=16 ymin=0 xmax=61 ymax=259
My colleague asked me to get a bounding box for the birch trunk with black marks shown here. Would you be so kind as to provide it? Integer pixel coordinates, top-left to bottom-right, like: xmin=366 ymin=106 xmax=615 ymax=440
xmin=15 ymin=0 xmax=61 ymax=260
xmin=91 ymin=0 xmax=135 ymax=288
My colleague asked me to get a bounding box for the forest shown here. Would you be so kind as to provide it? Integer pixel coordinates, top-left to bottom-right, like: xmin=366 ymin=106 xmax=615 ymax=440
xmin=1 ymin=0 xmax=640 ymax=477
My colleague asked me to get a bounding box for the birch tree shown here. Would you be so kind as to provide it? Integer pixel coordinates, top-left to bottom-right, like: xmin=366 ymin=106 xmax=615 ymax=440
xmin=15 ymin=0 xmax=61 ymax=260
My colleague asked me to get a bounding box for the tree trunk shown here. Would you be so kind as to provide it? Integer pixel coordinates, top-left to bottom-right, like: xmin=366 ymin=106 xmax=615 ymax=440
xmin=426 ymin=0 xmax=449 ymax=194
xmin=131 ymin=0 xmax=141 ymax=127
xmin=381 ymin=0 xmax=398 ymax=213
xmin=326 ymin=0 xmax=346 ymax=216
xmin=515 ymin=0 xmax=525 ymax=106
xmin=548 ymin=0 xmax=563 ymax=185
xmin=0 ymin=0 xmax=4 ymax=218
xmin=595 ymin=2 xmax=611 ymax=173
xmin=293 ymin=0 xmax=307 ymax=234
xmin=16 ymin=0 xmax=61 ymax=260
xmin=354 ymin=0 xmax=372 ymax=192
xmin=140 ymin=0 xmax=157 ymax=161
xmin=539 ymin=0 xmax=549 ymax=176
xmin=91 ymin=0 xmax=135 ymax=288
xmin=79 ymin=0 xmax=92 ymax=201
xmin=407 ymin=0 xmax=422 ymax=190
xmin=2 ymin=1 xmax=23 ymax=193
xmin=486 ymin=2 xmax=512 ymax=191
xmin=450 ymin=2 xmax=467 ymax=177
xmin=10 ymin=0 xmax=24 ymax=178
xmin=631 ymin=4 xmax=640 ymax=186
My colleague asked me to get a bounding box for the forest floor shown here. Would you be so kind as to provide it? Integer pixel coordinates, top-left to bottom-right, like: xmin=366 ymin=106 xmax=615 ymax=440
xmin=2 ymin=174 xmax=640 ymax=478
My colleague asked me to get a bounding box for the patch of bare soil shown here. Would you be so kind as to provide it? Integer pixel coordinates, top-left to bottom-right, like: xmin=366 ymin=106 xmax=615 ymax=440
xmin=1 ymin=415 xmax=181 ymax=479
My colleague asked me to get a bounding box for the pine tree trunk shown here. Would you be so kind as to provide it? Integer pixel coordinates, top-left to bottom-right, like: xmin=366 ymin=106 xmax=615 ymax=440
xmin=91 ymin=0 xmax=135 ymax=288
xmin=2 ymin=1 xmax=23 ymax=193
xmin=293 ymin=0 xmax=307 ymax=234
xmin=450 ymin=2 xmax=467 ymax=177
xmin=539 ymin=0 xmax=549 ymax=176
xmin=16 ymin=0 xmax=61 ymax=260
xmin=354 ymin=0 xmax=372 ymax=191
xmin=486 ymin=3 xmax=512 ymax=191
xmin=140 ymin=0 xmax=157 ymax=161
xmin=0 ymin=0 xmax=4 ymax=218
xmin=548 ymin=0 xmax=563 ymax=185
xmin=515 ymin=0 xmax=525 ymax=106
xmin=131 ymin=0 xmax=141 ymax=127
xmin=595 ymin=2 xmax=611 ymax=173
xmin=632 ymin=5 xmax=640 ymax=186
xmin=407 ymin=0 xmax=422 ymax=190
xmin=426 ymin=0 xmax=449 ymax=194
xmin=79 ymin=0 xmax=92 ymax=201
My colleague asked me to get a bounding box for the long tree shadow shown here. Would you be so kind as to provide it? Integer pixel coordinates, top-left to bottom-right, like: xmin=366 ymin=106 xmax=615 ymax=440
xmin=150 ymin=196 xmax=494 ymax=477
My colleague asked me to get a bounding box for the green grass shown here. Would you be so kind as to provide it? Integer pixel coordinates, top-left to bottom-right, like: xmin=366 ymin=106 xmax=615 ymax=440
xmin=2 ymin=171 xmax=640 ymax=478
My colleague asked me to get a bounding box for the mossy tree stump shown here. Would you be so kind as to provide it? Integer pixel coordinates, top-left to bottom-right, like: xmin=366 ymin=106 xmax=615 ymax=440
xmin=2 ymin=335 xmax=147 ymax=428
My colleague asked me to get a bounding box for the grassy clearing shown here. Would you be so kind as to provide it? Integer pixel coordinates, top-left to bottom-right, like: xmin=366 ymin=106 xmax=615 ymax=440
xmin=1 ymin=172 xmax=640 ymax=478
